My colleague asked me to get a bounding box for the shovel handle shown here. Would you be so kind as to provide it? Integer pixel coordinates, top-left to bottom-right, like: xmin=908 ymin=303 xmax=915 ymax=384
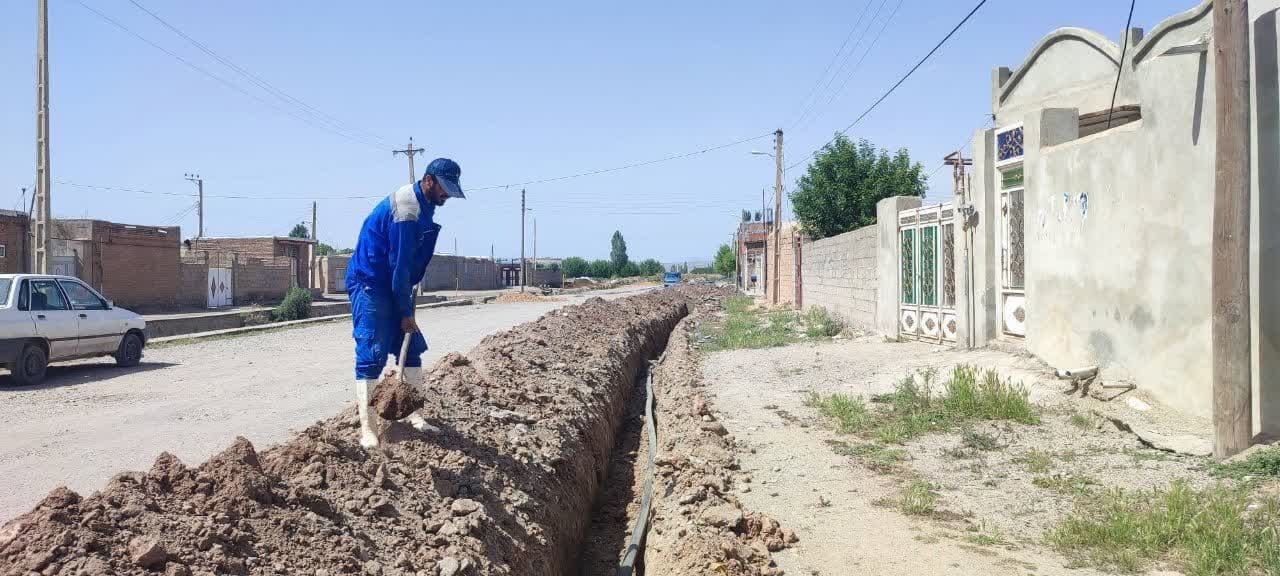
xmin=396 ymin=332 xmax=411 ymax=380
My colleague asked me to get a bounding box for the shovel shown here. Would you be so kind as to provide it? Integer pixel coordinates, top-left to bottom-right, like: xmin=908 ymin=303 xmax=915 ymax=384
xmin=370 ymin=333 xmax=425 ymax=420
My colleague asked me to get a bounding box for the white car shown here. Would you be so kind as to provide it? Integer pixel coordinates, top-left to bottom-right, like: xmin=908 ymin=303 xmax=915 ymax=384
xmin=0 ymin=274 xmax=147 ymax=385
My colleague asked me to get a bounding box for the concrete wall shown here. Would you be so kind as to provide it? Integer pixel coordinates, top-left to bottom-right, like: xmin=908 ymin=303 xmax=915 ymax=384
xmin=973 ymin=0 xmax=1280 ymax=425
xmin=765 ymin=222 xmax=800 ymax=307
xmin=316 ymin=255 xmax=350 ymax=294
xmin=421 ymin=255 xmax=504 ymax=291
xmin=800 ymin=224 xmax=878 ymax=331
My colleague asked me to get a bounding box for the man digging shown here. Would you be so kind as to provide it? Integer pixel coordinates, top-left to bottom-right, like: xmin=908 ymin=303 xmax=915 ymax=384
xmin=345 ymin=158 xmax=464 ymax=449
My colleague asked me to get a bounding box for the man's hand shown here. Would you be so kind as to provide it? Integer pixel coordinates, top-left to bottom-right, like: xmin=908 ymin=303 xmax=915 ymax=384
xmin=400 ymin=316 xmax=420 ymax=333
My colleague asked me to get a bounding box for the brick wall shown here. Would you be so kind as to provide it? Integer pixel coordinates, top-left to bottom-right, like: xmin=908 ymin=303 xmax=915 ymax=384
xmin=234 ymin=257 xmax=294 ymax=303
xmin=0 ymin=213 xmax=28 ymax=274
xmin=178 ymin=261 xmax=209 ymax=308
xmin=800 ymin=224 xmax=879 ymax=331
xmin=49 ymin=220 xmax=181 ymax=313
xmin=421 ymin=255 xmax=503 ymax=291
xmin=189 ymin=237 xmax=313 ymax=290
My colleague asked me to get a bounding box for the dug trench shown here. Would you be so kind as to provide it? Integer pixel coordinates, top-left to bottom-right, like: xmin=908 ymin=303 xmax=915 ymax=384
xmin=0 ymin=286 xmax=790 ymax=576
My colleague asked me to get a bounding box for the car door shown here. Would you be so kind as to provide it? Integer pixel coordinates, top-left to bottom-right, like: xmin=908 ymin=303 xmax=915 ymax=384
xmin=28 ymin=278 xmax=79 ymax=359
xmin=58 ymin=279 xmax=118 ymax=354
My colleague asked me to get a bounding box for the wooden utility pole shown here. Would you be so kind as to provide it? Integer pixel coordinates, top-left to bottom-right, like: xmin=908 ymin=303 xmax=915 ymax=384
xmin=34 ymin=0 xmax=51 ymax=274
xmin=1212 ymin=0 xmax=1253 ymax=459
xmin=185 ymin=174 xmax=203 ymax=237
xmin=520 ymin=189 xmax=526 ymax=293
xmin=772 ymin=129 xmax=783 ymax=305
xmin=392 ymin=137 xmax=425 ymax=185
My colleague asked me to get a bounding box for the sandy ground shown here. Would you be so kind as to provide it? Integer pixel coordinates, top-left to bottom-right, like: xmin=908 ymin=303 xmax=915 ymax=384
xmin=698 ymin=334 xmax=1221 ymax=576
xmin=0 ymin=287 xmax=650 ymax=521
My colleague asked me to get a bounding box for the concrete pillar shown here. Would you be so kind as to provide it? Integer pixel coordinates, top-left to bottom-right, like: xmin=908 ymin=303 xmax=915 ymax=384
xmin=967 ymin=128 xmax=999 ymax=347
xmin=1253 ymin=7 xmax=1279 ymax=437
xmin=875 ymin=195 xmax=922 ymax=337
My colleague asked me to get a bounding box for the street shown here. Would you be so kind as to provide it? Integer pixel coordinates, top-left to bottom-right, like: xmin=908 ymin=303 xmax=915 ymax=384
xmin=0 ymin=292 xmax=637 ymax=521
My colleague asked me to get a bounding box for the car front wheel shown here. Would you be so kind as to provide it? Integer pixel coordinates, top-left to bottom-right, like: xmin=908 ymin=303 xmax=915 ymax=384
xmin=11 ymin=344 xmax=48 ymax=386
xmin=115 ymin=333 xmax=143 ymax=367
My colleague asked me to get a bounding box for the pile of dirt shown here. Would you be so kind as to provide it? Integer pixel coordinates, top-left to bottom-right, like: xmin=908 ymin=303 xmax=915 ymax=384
xmin=0 ymin=292 xmax=689 ymax=576
xmin=642 ymin=300 xmax=793 ymax=576
xmin=492 ymin=292 xmax=561 ymax=304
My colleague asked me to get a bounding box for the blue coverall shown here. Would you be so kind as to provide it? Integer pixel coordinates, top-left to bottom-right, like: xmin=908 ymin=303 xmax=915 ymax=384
xmin=345 ymin=181 xmax=441 ymax=380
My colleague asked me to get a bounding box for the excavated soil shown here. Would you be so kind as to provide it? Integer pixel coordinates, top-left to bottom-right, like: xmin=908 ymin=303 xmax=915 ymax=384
xmin=0 ymin=292 xmax=689 ymax=576
xmin=641 ymin=294 xmax=794 ymax=576
xmin=370 ymin=371 xmax=424 ymax=421
xmin=492 ymin=293 xmax=561 ymax=304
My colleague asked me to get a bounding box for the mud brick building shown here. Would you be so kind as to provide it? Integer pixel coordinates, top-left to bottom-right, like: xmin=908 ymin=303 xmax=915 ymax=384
xmin=49 ymin=219 xmax=181 ymax=312
xmin=187 ymin=236 xmax=315 ymax=292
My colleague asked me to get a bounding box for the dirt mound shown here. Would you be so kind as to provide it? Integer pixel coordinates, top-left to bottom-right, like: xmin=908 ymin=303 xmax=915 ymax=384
xmin=493 ymin=292 xmax=561 ymax=304
xmin=642 ymin=310 xmax=793 ymax=575
xmin=0 ymin=292 xmax=691 ymax=576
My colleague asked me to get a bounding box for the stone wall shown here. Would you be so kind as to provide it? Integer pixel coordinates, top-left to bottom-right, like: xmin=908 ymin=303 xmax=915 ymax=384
xmin=800 ymin=224 xmax=879 ymax=331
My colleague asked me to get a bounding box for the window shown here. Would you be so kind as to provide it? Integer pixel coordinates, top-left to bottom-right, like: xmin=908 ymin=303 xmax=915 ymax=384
xmin=0 ymin=244 xmax=7 ymax=258
xmin=17 ymin=280 xmax=28 ymax=310
xmin=59 ymin=280 xmax=107 ymax=310
xmin=0 ymin=279 xmax=10 ymax=306
xmin=29 ymin=280 xmax=69 ymax=311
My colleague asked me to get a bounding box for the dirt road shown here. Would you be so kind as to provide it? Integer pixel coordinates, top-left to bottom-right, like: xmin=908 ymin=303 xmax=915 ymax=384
xmin=0 ymin=289 xmax=645 ymax=521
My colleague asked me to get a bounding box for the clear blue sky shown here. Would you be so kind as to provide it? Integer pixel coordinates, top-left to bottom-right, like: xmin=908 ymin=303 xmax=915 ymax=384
xmin=0 ymin=1 xmax=1191 ymax=263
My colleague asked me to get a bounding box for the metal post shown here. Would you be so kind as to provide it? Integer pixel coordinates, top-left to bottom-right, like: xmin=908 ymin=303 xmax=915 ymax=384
xmin=34 ymin=0 xmax=51 ymax=274
xmin=1212 ymin=0 xmax=1253 ymax=458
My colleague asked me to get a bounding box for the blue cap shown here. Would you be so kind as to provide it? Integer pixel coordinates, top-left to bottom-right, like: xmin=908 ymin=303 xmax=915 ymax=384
xmin=424 ymin=158 xmax=464 ymax=199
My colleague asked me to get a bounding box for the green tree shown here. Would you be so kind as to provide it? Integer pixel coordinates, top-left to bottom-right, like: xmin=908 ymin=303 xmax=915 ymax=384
xmin=638 ymin=258 xmax=664 ymax=276
xmin=587 ymin=259 xmax=613 ymax=278
xmin=289 ymin=223 xmax=309 ymax=239
xmin=617 ymin=261 xmax=640 ymax=277
xmin=713 ymin=244 xmax=736 ymax=276
xmin=338 ymin=247 xmax=354 ymax=255
xmin=790 ymin=134 xmax=926 ymax=239
xmin=562 ymin=256 xmax=589 ymax=278
xmin=609 ymin=231 xmax=629 ymax=274
xmin=315 ymin=242 xmax=337 ymax=256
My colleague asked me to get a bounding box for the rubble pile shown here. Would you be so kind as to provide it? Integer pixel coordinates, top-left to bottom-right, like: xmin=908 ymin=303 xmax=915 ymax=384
xmin=0 ymin=293 xmax=687 ymax=576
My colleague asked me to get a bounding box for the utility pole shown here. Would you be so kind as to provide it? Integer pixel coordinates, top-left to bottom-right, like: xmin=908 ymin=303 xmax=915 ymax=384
xmin=392 ymin=137 xmax=425 ymax=184
xmin=311 ymin=201 xmax=317 ymax=240
xmin=533 ymin=218 xmax=537 ymax=286
xmin=520 ymin=189 xmax=526 ymax=293
xmin=184 ymin=174 xmax=203 ymax=237
xmin=454 ymin=237 xmax=460 ymax=292
xmin=772 ymin=128 xmax=783 ymax=305
xmin=34 ymin=0 xmax=51 ymax=274
xmin=1212 ymin=0 xmax=1252 ymax=459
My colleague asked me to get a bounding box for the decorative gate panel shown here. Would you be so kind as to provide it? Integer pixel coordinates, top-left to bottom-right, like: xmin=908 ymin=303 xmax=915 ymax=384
xmin=208 ymin=267 xmax=232 ymax=308
xmin=898 ymin=202 xmax=956 ymax=343
xmin=997 ymin=122 xmax=1027 ymax=338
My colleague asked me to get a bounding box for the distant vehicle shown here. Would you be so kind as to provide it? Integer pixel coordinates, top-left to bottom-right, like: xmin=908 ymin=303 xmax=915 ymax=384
xmin=0 ymin=274 xmax=147 ymax=386
xmin=663 ymin=272 xmax=682 ymax=287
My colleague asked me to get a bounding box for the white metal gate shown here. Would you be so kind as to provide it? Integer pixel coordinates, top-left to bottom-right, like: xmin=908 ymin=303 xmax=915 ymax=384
xmin=207 ymin=267 xmax=232 ymax=308
xmin=898 ymin=202 xmax=958 ymax=342
xmin=995 ymin=122 xmax=1027 ymax=337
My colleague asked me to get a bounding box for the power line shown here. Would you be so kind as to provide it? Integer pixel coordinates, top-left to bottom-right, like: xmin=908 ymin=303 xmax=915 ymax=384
xmin=799 ymin=0 xmax=905 ymax=132
xmin=1105 ymin=0 xmax=1138 ymax=129
xmin=124 ymin=0 xmax=392 ymax=149
xmin=73 ymin=0 xmax=386 ymax=150
xmin=786 ymin=0 xmax=990 ymax=172
xmin=786 ymin=0 xmax=879 ymax=130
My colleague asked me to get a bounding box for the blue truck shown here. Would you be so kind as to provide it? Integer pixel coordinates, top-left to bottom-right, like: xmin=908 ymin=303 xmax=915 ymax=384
xmin=662 ymin=271 xmax=681 ymax=287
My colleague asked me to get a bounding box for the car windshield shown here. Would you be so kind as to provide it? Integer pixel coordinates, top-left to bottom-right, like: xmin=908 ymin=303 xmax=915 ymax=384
xmin=0 ymin=279 xmax=10 ymax=306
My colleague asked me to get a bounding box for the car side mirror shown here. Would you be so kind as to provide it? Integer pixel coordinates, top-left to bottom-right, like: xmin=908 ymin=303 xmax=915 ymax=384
xmin=106 ymin=300 xmax=114 ymax=309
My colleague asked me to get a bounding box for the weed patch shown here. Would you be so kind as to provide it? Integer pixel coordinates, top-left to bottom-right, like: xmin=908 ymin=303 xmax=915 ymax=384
xmin=1213 ymin=445 xmax=1280 ymax=479
xmin=1032 ymin=473 xmax=1098 ymax=496
xmin=827 ymin=440 xmax=907 ymax=472
xmin=1069 ymin=411 xmax=1096 ymax=429
xmin=1016 ymin=449 xmax=1054 ymax=474
xmin=803 ymin=306 xmax=844 ymax=338
xmin=898 ymin=481 xmax=939 ymax=516
xmin=1048 ymin=482 xmax=1280 ymax=575
xmin=704 ymin=297 xmax=798 ymax=350
xmin=805 ymin=392 xmax=873 ymax=433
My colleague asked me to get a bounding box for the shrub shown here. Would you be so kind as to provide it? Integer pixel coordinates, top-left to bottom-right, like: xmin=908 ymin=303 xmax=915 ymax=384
xmin=803 ymin=306 xmax=844 ymax=338
xmin=272 ymin=287 xmax=313 ymax=321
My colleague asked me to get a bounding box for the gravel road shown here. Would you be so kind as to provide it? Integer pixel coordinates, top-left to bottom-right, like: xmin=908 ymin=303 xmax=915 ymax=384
xmin=0 ymin=289 xmax=647 ymax=521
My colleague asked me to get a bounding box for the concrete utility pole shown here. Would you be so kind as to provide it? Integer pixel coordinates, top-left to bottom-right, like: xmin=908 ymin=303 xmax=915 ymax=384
xmin=454 ymin=237 xmax=459 ymax=292
xmin=520 ymin=189 xmax=526 ymax=293
xmin=1212 ymin=0 xmax=1253 ymax=458
xmin=392 ymin=137 xmax=425 ymax=184
xmin=34 ymin=0 xmax=51 ymax=274
xmin=184 ymin=174 xmax=203 ymax=237
xmin=311 ymin=201 xmax=317 ymax=240
xmin=772 ymin=129 xmax=783 ymax=305
xmin=533 ymin=218 xmax=537 ymax=285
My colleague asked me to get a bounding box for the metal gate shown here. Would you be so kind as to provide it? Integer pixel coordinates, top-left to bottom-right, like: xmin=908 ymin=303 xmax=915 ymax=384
xmin=898 ymin=202 xmax=958 ymax=342
xmin=207 ymin=267 xmax=232 ymax=308
xmin=996 ymin=122 xmax=1027 ymax=337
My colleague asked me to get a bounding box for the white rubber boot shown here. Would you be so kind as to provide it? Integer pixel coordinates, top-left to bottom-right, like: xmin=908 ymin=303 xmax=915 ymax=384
xmin=354 ymin=378 xmax=381 ymax=449
xmin=402 ymin=367 xmax=438 ymax=433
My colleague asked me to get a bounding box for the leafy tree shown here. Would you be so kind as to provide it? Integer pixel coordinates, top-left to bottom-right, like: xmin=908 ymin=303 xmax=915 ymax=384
xmin=562 ymin=256 xmax=589 ymax=278
xmin=638 ymin=258 xmax=664 ymax=276
xmin=713 ymin=244 xmax=736 ymax=276
xmin=338 ymin=248 xmax=354 ymax=255
xmin=617 ymin=261 xmax=640 ymax=277
xmin=315 ymin=242 xmax=337 ymax=256
xmin=289 ymin=223 xmax=309 ymax=238
xmin=609 ymin=231 xmax=629 ymax=273
xmin=790 ymin=134 xmax=926 ymax=239
xmin=587 ymin=259 xmax=613 ymax=278
xmin=690 ymin=266 xmax=715 ymax=274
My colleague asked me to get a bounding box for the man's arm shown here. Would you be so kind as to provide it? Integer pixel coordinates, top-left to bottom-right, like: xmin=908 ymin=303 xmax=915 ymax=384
xmin=388 ymin=219 xmax=419 ymax=332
